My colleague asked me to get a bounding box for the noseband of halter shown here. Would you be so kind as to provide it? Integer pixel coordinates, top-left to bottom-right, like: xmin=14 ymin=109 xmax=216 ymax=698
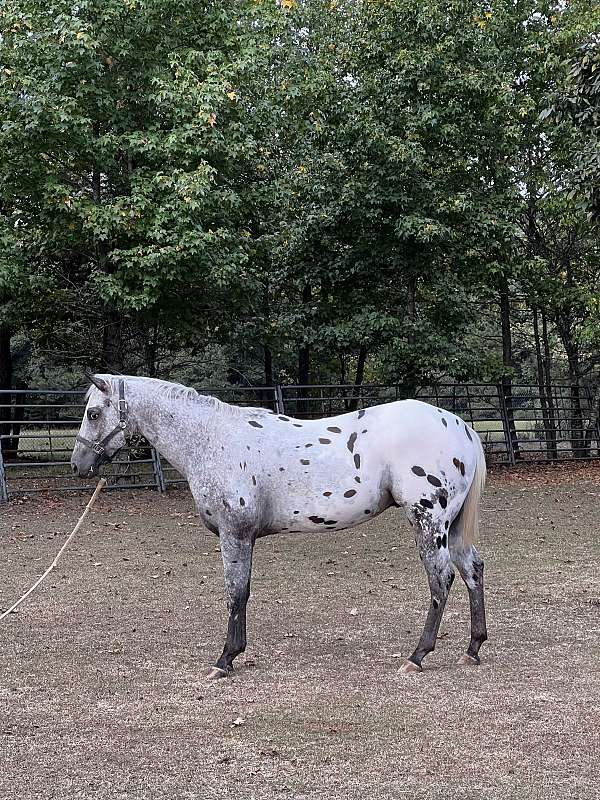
xmin=76 ymin=379 xmax=128 ymax=464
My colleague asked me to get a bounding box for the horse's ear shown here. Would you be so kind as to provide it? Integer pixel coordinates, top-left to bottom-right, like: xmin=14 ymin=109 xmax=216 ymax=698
xmin=84 ymin=372 xmax=110 ymax=393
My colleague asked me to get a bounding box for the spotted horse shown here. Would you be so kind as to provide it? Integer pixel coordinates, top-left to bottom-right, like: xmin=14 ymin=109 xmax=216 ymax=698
xmin=71 ymin=375 xmax=488 ymax=679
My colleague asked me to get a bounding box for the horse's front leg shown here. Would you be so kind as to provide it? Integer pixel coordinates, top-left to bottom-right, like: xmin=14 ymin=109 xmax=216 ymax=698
xmin=207 ymin=530 xmax=255 ymax=680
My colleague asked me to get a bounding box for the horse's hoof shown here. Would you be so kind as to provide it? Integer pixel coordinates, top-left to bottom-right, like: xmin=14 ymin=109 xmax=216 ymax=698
xmin=457 ymin=654 xmax=480 ymax=666
xmin=206 ymin=666 xmax=229 ymax=681
xmin=399 ymin=660 xmax=422 ymax=674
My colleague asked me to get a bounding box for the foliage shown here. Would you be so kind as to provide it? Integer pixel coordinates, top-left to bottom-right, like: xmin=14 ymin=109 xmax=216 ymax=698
xmin=0 ymin=0 xmax=599 ymax=392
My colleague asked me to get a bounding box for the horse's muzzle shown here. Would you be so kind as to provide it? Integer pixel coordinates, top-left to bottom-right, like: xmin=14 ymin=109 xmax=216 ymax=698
xmin=71 ymin=452 xmax=103 ymax=479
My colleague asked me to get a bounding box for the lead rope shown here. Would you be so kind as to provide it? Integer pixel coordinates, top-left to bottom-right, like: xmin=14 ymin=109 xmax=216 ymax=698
xmin=0 ymin=478 xmax=107 ymax=621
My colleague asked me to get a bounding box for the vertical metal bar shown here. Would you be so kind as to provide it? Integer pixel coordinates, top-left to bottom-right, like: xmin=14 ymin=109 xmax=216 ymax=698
xmin=151 ymin=448 xmax=166 ymax=494
xmin=498 ymin=383 xmax=515 ymax=465
xmin=465 ymin=383 xmax=475 ymax=426
xmin=274 ymin=385 xmax=285 ymax=415
xmin=0 ymin=445 xmax=8 ymax=503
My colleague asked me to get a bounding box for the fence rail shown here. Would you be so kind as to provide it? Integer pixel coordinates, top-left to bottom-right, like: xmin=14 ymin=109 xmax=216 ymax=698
xmin=1 ymin=382 xmax=599 ymax=501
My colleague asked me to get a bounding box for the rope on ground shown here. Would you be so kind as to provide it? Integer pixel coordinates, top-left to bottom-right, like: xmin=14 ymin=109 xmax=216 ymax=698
xmin=0 ymin=478 xmax=107 ymax=621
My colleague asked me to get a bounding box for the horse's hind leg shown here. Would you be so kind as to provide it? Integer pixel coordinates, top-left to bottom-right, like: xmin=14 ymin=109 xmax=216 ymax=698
xmin=449 ymin=517 xmax=487 ymax=665
xmin=401 ymin=512 xmax=455 ymax=673
xmin=207 ymin=531 xmax=254 ymax=680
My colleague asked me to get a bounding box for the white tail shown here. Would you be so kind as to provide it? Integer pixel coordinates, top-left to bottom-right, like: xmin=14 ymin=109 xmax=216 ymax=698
xmin=459 ymin=429 xmax=487 ymax=547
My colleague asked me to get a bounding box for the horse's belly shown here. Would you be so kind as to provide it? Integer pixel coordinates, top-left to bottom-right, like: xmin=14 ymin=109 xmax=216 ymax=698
xmin=268 ymin=479 xmax=391 ymax=534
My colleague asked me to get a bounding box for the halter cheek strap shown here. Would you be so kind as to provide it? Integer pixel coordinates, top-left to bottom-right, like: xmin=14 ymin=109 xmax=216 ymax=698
xmin=76 ymin=379 xmax=128 ymax=462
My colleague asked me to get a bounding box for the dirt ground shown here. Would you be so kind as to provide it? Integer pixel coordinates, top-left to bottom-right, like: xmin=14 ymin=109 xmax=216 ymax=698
xmin=1 ymin=464 xmax=600 ymax=800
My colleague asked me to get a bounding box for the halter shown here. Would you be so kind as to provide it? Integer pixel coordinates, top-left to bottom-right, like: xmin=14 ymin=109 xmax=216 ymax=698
xmin=76 ymin=379 xmax=128 ymax=464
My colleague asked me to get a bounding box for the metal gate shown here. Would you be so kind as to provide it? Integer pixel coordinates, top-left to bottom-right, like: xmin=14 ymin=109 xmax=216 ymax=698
xmin=1 ymin=382 xmax=599 ymax=501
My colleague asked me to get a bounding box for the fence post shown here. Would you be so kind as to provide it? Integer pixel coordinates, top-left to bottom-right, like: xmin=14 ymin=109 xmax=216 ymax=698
xmin=498 ymin=384 xmax=516 ymax=465
xmin=151 ymin=448 xmax=166 ymax=494
xmin=274 ymin=385 xmax=285 ymax=415
xmin=0 ymin=446 xmax=7 ymax=503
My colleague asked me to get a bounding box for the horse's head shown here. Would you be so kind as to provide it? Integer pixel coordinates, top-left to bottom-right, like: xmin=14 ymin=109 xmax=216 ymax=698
xmin=71 ymin=374 xmax=128 ymax=478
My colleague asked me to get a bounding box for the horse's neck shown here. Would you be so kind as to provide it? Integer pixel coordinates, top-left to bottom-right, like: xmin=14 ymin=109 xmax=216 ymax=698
xmin=131 ymin=389 xmax=213 ymax=477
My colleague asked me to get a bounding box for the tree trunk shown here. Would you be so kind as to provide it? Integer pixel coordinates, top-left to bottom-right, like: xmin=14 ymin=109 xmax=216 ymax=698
xmin=6 ymin=380 xmax=26 ymax=457
xmin=556 ymin=314 xmax=587 ymax=458
xmin=540 ymin=311 xmax=557 ymax=456
xmin=0 ymin=326 xmax=13 ymax=457
xmin=403 ymin=275 xmax=418 ymax=397
xmin=347 ymin=344 xmax=367 ymax=412
xmin=499 ymin=277 xmax=521 ymax=461
xmin=144 ymin=316 xmax=160 ymax=377
xmin=532 ymin=307 xmax=556 ymax=459
xmin=264 ymin=346 xmax=273 ymax=387
xmin=297 ymin=284 xmax=311 ymax=414
xmin=101 ymin=310 xmax=124 ymax=372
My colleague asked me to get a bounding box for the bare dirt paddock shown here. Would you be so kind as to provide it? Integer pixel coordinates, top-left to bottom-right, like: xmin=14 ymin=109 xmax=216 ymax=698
xmin=1 ymin=465 xmax=600 ymax=800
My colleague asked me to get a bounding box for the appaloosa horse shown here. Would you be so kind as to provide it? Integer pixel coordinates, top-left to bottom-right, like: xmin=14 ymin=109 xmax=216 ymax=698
xmin=71 ymin=375 xmax=488 ymax=678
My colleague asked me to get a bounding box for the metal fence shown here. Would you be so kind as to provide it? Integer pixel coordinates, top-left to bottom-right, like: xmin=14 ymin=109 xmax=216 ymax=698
xmin=1 ymin=382 xmax=599 ymax=501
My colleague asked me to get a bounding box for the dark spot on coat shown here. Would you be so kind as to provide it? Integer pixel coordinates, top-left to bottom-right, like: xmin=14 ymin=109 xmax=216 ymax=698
xmin=205 ymin=509 xmax=212 ymax=516
xmin=460 ymin=462 xmax=465 ymax=476
xmin=324 ymin=520 xmax=337 ymax=525
xmin=308 ymin=516 xmax=324 ymax=524
xmin=248 ymin=420 xmax=262 ymax=428
xmin=420 ymin=498 xmax=434 ymax=509
xmin=239 ymin=497 xmax=246 ymax=506
xmin=439 ymin=495 xmax=447 ymax=509
xmin=441 ymin=533 xmax=447 ymax=548
xmin=411 ymin=466 xmax=426 ymax=476
xmin=472 ymin=572 xmax=478 ymax=583
xmin=354 ymin=453 xmax=361 ymax=469
xmin=278 ymin=416 xmax=289 ymax=421
xmin=323 ymin=491 xmax=332 ymax=497
xmin=436 ymin=536 xmax=442 ymax=549
xmin=442 ymin=418 xmax=447 ymax=427
xmin=444 ymin=520 xmax=449 ymax=529
xmin=300 ymin=459 xmax=310 ymax=465
xmin=362 ymin=429 xmax=367 ymax=433
xmin=354 ymin=476 xmax=361 ymax=483
xmin=453 ymin=457 xmax=460 ymax=469
xmin=279 ymin=467 xmax=285 ymax=472
xmin=427 ymin=474 xmax=442 ymax=487
xmin=364 ymin=509 xmax=371 ymax=514
xmin=305 ymin=443 xmax=313 ymax=447
xmin=293 ymin=423 xmax=303 ymax=427
xmin=358 ymin=409 xmax=366 ymax=419
xmin=465 ymin=425 xmax=472 ymax=441
xmin=318 ymin=438 xmax=331 ymax=444
xmin=293 ymin=510 xmax=299 ymax=514
xmin=344 ymin=489 xmax=357 ymax=498
xmin=347 ymin=433 xmax=358 ymax=453
xmin=252 ymin=475 xmax=256 ymax=485
xmin=327 ymin=426 xmax=341 ymax=433
xmin=456 ymin=419 xmax=459 ymax=425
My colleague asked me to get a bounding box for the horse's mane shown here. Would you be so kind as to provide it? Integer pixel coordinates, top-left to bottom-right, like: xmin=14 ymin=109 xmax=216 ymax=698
xmin=88 ymin=375 xmax=269 ymax=418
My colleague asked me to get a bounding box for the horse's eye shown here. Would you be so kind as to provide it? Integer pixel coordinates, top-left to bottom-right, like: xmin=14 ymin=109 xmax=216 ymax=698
xmin=88 ymin=410 xmax=100 ymax=421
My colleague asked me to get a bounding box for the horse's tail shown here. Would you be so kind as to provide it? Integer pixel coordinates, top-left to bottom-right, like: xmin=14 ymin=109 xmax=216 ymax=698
xmin=457 ymin=428 xmax=487 ymax=547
